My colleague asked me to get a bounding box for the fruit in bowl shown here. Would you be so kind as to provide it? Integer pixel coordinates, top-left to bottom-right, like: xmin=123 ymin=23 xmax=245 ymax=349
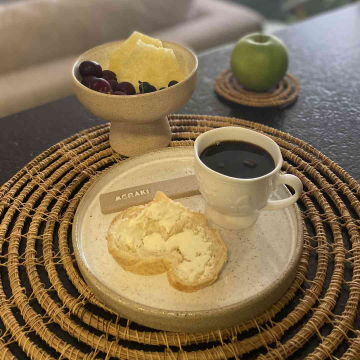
xmin=72 ymin=32 xmax=198 ymax=157
xmin=230 ymin=33 xmax=289 ymax=92
xmin=78 ymin=31 xmax=185 ymax=96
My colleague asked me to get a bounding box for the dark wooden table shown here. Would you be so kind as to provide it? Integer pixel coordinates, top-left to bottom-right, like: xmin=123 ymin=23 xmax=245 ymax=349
xmin=0 ymin=4 xmax=359 ymax=359
xmin=1 ymin=3 xmax=359 ymax=186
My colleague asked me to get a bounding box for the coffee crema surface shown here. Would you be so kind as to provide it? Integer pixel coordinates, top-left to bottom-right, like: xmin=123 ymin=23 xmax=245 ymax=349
xmin=199 ymin=140 xmax=275 ymax=179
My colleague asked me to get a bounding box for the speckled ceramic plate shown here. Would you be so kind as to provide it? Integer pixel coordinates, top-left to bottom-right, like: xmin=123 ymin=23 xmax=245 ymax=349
xmin=73 ymin=147 xmax=303 ymax=332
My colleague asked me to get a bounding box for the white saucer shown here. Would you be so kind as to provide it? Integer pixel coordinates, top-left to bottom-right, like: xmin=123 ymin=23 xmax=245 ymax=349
xmin=73 ymin=147 xmax=303 ymax=332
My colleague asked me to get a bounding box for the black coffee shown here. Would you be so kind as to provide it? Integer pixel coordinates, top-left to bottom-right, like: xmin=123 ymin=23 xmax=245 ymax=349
xmin=200 ymin=140 xmax=275 ymax=179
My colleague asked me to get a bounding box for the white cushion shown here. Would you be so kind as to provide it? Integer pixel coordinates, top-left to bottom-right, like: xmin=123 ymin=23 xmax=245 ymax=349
xmin=0 ymin=55 xmax=76 ymax=118
xmin=153 ymin=0 xmax=262 ymax=52
xmin=0 ymin=0 xmax=195 ymax=75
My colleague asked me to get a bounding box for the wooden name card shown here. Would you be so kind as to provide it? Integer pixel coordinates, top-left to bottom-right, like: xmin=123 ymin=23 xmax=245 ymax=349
xmin=100 ymin=175 xmax=200 ymax=214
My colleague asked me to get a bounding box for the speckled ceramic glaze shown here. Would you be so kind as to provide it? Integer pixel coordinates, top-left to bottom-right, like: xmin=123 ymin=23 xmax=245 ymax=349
xmin=72 ymin=41 xmax=198 ymax=156
xmin=73 ymin=147 xmax=303 ymax=332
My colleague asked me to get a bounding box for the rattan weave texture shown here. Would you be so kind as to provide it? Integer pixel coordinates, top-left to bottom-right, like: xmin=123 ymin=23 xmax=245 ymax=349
xmin=0 ymin=115 xmax=359 ymax=360
xmin=214 ymin=70 xmax=299 ymax=107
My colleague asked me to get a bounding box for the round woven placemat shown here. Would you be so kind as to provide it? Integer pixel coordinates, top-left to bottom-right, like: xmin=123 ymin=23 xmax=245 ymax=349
xmin=0 ymin=114 xmax=359 ymax=360
xmin=214 ymin=70 xmax=299 ymax=107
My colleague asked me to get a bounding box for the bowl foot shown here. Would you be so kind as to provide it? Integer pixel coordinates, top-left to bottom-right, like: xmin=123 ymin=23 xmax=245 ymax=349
xmin=109 ymin=117 xmax=172 ymax=157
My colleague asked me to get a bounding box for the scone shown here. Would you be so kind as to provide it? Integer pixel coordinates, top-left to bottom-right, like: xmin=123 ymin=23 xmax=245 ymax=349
xmin=106 ymin=192 xmax=227 ymax=292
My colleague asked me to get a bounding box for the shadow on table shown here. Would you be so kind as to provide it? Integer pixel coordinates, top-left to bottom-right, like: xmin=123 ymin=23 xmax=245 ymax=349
xmin=214 ymin=93 xmax=298 ymax=129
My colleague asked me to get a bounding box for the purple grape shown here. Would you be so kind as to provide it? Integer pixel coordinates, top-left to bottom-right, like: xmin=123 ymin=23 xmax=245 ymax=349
xmin=113 ymin=91 xmax=128 ymax=96
xmin=116 ymin=82 xmax=136 ymax=95
xmin=168 ymin=80 xmax=178 ymax=87
xmin=107 ymin=79 xmax=118 ymax=92
xmin=90 ymin=78 xmax=112 ymax=93
xmin=102 ymin=70 xmax=117 ymax=81
xmin=81 ymin=76 xmax=96 ymax=88
xmin=139 ymin=81 xmax=156 ymax=93
xmin=79 ymin=60 xmax=102 ymax=77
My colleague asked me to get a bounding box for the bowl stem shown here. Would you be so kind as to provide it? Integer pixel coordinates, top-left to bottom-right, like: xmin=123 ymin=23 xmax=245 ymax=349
xmin=109 ymin=117 xmax=172 ymax=157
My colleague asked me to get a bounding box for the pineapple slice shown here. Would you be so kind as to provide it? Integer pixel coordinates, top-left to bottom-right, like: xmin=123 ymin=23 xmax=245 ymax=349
xmin=119 ymin=39 xmax=185 ymax=90
xmin=109 ymin=31 xmax=163 ymax=79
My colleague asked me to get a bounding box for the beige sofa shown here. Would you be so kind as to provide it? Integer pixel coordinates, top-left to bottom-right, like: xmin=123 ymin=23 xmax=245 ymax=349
xmin=0 ymin=0 xmax=262 ymax=118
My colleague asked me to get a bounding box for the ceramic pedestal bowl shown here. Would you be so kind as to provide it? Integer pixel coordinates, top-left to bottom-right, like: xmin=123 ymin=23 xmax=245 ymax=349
xmin=72 ymin=40 xmax=198 ymax=157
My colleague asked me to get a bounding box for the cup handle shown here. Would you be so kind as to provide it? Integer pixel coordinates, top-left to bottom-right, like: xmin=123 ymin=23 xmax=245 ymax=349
xmin=260 ymin=174 xmax=303 ymax=211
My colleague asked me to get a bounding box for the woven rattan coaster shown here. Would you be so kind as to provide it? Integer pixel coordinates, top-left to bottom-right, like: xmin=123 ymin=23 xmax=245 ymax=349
xmin=214 ymin=69 xmax=299 ymax=107
xmin=0 ymin=115 xmax=359 ymax=360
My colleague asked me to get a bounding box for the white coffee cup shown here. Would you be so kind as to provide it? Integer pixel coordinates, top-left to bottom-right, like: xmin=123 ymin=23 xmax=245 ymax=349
xmin=194 ymin=127 xmax=303 ymax=230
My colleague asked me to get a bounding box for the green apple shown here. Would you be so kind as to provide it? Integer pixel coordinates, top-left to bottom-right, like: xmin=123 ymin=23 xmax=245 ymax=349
xmin=230 ymin=33 xmax=289 ymax=92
